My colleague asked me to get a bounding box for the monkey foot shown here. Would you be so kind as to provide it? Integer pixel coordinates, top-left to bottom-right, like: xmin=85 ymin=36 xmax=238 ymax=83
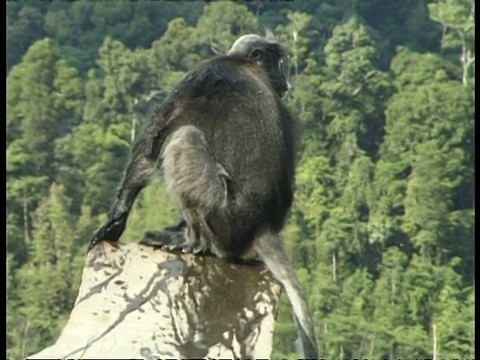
xmin=88 ymin=212 xmax=128 ymax=252
xmin=139 ymin=230 xmax=264 ymax=266
xmin=227 ymin=256 xmax=264 ymax=266
xmin=139 ymin=230 xmax=213 ymax=256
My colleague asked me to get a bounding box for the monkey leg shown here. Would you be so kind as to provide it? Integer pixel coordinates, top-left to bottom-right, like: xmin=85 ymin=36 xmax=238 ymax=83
xmin=163 ymin=125 xmax=230 ymax=210
xmin=141 ymin=125 xmax=230 ymax=255
xmin=88 ymin=106 xmax=174 ymax=252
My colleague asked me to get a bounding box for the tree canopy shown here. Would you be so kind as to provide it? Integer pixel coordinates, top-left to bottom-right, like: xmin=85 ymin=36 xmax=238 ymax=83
xmin=7 ymin=1 xmax=474 ymax=359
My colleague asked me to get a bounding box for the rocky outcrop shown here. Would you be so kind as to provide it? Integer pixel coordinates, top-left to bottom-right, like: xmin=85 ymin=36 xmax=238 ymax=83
xmin=26 ymin=242 xmax=282 ymax=359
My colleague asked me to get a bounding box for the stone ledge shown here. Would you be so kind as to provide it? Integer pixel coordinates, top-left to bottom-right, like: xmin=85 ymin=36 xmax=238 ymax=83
xmin=26 ymin=242 xmax=282 ymax=359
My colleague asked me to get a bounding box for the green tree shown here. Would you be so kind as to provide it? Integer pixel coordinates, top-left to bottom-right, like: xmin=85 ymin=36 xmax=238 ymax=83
xmin=14 ymin=184 xmax=81 ymax=357
xmin=308 ymin=14 xmax=392 ymax=279
xmin=432 ymin=277 xmax=474 ymax=359
xmin=7 ymin=6 xmax=46 ymax=70
xmin=428 ymin=0 xmax=475 ymax=90
xmin=64 ymin=37 xmax=157 ymax=215
xmin=7 ymin=38 xmax=84 ymax=264
xmin=275 ymin=12 xmax=312 ymax=78
xmin=6 ymin=3 xmax=476 ymax=358
xmin=7 ymin=252 xmax=26 ymax=360
xmin=368 ymin=46 xmax=473 ymax=358
xmin=379 ymin=49 xmax=473 ymax=263
xmin=195 ymin=2 xmax=260 ymax=55
xmin=151 ymin=17 xmax=200 ymax=80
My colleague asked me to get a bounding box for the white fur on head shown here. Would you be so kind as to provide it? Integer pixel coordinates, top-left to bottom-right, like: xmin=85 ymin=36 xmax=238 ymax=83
xmin=227 ymin=34 xmax=276 ymax=56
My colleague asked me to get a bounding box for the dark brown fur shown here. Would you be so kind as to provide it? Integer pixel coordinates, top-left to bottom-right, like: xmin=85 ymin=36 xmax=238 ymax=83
xmin=89 ymin=35 xmax=318 ymax=357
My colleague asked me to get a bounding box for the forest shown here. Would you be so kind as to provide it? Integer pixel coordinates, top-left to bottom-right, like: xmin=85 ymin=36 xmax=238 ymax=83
xmin=6 ymin=0 xmax=474 ymax=359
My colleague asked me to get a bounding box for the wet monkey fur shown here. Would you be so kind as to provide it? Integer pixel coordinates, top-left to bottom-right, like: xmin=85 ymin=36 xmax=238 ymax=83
xmin=88 ymin=34 xmax=319 ymax=358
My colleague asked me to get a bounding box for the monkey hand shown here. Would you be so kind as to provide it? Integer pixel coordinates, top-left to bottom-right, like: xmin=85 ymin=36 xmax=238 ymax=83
xmin=87 ymin=211 xmax=128 ymax=252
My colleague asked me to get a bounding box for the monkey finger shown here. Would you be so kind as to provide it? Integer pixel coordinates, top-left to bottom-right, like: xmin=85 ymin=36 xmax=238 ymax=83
xmin=162 ymin=243 xmax=181 ymax=252
xmin=87 ymin=236 xmax=101 ymax=253
xmin=87 ymin=232 xmax=110 ymax=253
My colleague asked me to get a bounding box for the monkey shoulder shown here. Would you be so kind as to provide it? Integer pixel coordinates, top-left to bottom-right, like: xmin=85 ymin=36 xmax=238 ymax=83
xmin=170 ymin=57 xmax=271 ymax=102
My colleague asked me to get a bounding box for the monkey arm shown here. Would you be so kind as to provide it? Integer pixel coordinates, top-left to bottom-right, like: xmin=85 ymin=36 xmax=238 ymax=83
xmin=88 ymin=114 xmax=173 ymax=251
xmin=114 ymin=120 xmax=170 ymax=214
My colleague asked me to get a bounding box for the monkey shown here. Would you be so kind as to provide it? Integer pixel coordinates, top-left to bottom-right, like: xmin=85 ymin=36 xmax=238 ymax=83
xmin=88 ymin=34 xmax=319 ymax=358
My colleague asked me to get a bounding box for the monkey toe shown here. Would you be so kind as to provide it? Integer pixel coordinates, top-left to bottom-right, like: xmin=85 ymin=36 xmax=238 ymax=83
xmin=139 ymin=230 xmax=218 ymax=258
xmin=140 ymin=230 xmax=205 ymax=254
xmin=162 ymin=243 xmax=182 ymax=252
xmin=140 ymin=230 xmax=180 ymax=248
xmin=182 ymin=243 xmax=211 ymax=255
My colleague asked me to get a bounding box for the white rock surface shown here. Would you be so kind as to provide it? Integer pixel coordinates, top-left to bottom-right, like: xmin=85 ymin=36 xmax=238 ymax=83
xmin=26 ymin=242 xmax=282 ymax=359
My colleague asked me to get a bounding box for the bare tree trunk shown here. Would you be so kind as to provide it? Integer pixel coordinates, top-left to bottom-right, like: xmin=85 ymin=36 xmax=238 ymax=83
xmin=23 ymin=190 xmax=29 ymax=244
xmin=332 ymin=252 xmax=337 ymax=282
xmin=292 ymin=30 xmax=299 ymax=78
xmin=130 ymin=115 xmax=137 ymax=145
xmin=369 ymin=337 xmax=375 ymax=358
xmin=20 ymin=318 xmax=30 ymax=360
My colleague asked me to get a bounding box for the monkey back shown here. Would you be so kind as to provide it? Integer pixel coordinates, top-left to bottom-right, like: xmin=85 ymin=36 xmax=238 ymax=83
xmin=161 ymin=56 xmax=297 ymax=255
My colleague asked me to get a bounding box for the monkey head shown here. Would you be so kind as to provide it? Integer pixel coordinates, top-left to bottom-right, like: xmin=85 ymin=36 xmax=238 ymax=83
xmin=227 ymin=34 xmax=290 ymax=98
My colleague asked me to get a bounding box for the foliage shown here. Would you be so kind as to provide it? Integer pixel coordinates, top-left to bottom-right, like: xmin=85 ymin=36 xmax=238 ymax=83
xmin=7 ymin=1 xmax=474 ymax=358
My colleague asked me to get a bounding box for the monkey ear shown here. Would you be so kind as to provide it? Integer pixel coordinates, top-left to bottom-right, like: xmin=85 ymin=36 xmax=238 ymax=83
xmin=264 ymin=28 xmax=276 ymax=41
xmin=249 ymin=48 xmax=263 ymax=62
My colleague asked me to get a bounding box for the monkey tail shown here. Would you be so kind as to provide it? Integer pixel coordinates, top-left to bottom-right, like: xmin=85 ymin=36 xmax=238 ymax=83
xmin=255 ymin=233 xmax=319 ymax=359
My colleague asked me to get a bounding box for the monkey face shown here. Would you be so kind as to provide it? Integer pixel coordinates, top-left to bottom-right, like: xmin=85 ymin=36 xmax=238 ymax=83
xmin=248 ymin=44 xmax=289 ymax=98
xmin=228 ymin=34 xmax=290 ymax=98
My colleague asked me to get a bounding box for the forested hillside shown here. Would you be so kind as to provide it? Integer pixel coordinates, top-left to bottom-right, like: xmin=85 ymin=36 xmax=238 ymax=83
xmin=7 ymin=1 xmax=474 ymax=359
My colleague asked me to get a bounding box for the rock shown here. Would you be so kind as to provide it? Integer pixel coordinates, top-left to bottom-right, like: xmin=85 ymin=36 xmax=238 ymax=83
xmin=26 ymin=242 xmax=282 ymax=359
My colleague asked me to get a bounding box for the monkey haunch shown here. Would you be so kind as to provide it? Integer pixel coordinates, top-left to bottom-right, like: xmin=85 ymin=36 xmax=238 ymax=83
xmin=89 ymin=34 xmax=319 ymax=358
